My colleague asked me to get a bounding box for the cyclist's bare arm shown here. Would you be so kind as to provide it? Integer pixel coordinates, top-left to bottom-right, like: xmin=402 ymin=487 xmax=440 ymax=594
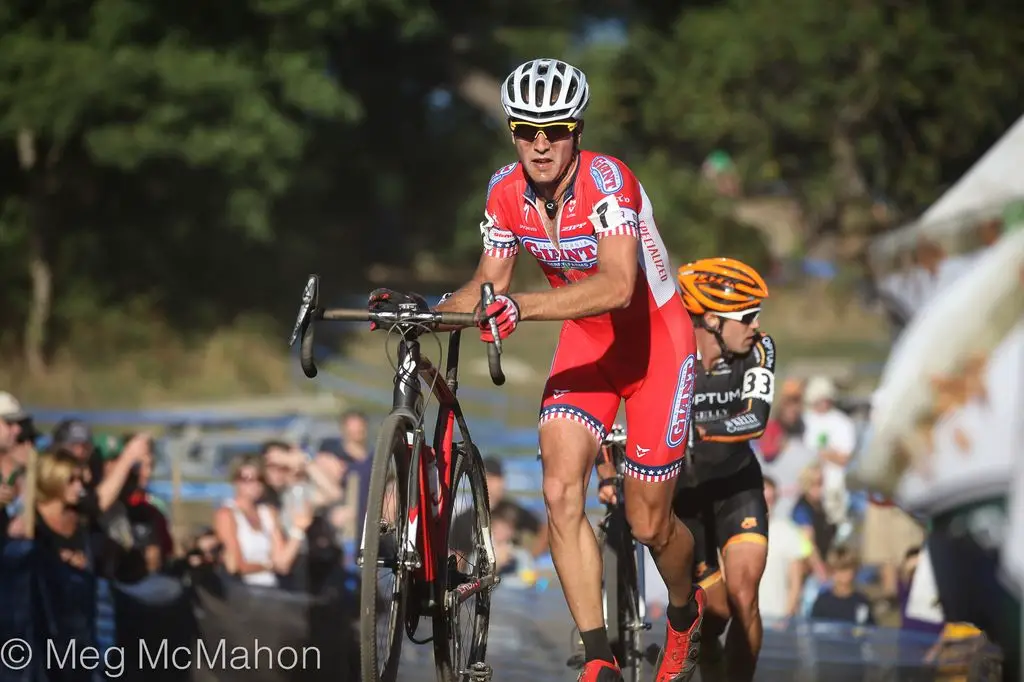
xmin=434 ymin=252 xmax=516 ymax=324
xmin=513 ymin=234 xmax=638 ymax=321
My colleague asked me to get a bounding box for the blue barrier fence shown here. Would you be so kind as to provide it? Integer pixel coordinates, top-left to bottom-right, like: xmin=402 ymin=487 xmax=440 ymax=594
xmin=297 ymin=342 xmax=541 ymax=453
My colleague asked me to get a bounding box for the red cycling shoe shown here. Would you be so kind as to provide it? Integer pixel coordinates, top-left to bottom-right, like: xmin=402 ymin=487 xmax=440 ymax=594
xmin=577 ymin=658 xmax=623 ymax=682
xmin=655 ymin=586 xmax=707 ymax=682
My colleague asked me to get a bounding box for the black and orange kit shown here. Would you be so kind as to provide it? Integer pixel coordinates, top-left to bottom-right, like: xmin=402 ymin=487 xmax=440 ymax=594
xmin=673 ymin=332 xmax=776 ymax=587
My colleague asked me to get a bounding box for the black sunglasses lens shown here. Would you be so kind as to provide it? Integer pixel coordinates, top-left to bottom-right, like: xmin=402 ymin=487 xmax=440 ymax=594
xmin=511 ymin=123 xmax=540 ymax=140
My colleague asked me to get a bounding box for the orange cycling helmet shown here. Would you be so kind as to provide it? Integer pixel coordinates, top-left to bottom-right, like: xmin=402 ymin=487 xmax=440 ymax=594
xmin=677 ymin=257 xmax=769 ymax=315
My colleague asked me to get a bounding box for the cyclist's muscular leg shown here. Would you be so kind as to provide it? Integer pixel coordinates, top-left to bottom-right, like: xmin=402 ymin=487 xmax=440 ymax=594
xmin=720 ymin=540 xmax=768 ymax=682
xmin=676 ymin=493 xmax=730 ymax=682
xmin=540 ymin=322 xmax=624 ymax=678
xmin=621 ymin=310 xmax=704 ymax=681
xmin=711 ymin=467 xmax=770 ymax=682
xmin=620 ymin=322 xmax=698 ymax=612
xmin=622 ymin=476 xmax=695 ymax=609
xmin=539 ymin=419 xmax=605 ymax=634
xmin=696 ymin=575 xmax=730 ymax=682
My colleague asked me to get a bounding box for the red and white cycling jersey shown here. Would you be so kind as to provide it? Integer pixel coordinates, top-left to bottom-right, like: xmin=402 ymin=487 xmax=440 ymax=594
xmin=481 ymin=151 xmax=697 ymax=481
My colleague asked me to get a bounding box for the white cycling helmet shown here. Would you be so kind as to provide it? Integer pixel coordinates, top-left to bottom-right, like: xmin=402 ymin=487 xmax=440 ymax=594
xmin=500 ymin=58 xmax=590 ymax=124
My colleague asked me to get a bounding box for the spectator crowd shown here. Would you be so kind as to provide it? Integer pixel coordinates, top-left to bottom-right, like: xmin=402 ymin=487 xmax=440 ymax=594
xmin=0 ymin=395 xmax=384 ymax=598
xmin=0 ymin=374 xmax=991 ymax=676
xmin=0 ymin=377 xmax=953 ymax=623
xmin=755 ymin=373 xmax=930 ymax=631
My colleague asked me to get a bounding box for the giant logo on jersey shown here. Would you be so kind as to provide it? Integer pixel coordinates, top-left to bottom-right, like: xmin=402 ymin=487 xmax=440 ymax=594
xmin=521 ymin=236 xmax=598 ymax=270
xmin=666 ymin=354 xmax=697 ymax=448
xmin=589 ymin=156 xmax=624 ymax=195
xmin=486 ymin=162 xmax=518 ymax=200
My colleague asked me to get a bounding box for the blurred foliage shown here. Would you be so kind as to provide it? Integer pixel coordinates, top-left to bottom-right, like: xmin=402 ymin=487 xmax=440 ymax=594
xmin=0 ymin=0 xmax=1022 ymax=374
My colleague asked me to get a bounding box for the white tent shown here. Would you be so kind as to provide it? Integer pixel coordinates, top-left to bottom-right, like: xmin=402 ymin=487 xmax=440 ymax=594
xmin=869 ymin=112 xmax=1024 ymax=274
xmin=868 ymin=113 xmax=1024 ymax=320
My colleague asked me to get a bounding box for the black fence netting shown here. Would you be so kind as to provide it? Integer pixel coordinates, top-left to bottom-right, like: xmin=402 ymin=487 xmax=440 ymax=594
xmin=0 ymin=537 xmax=1007 ymax=682
xmin=0 ymin=540 xmax=357 ymax=682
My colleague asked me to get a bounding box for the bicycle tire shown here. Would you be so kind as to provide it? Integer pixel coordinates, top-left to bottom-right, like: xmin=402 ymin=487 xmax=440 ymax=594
xmin=616 ymin=542 xmax=644 ymax=682
xmin=603 ymin=517 xmax=643 ymax=682
xmin=360 ymin=411 xmax=417 ymax=682
xmin=432 ymin=442 xmax=494 ymax=682
xmin=602 ymin=525 xmax=625 ymax=665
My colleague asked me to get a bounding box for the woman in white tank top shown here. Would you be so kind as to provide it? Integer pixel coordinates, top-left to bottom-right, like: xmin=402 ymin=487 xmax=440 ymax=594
xmin=214 ymin=455 xmax=311 ymax=587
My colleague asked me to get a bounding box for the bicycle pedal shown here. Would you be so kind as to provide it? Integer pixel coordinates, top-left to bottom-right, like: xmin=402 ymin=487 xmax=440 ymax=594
xmin=464 ymin=662 xmax=493 ymax=682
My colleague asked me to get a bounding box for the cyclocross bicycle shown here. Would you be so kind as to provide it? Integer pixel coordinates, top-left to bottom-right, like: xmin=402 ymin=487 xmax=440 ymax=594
xmin=290 ymin=275 xmax=506 ymax=682
xmin=566 ymin=425 xmax=660 ymax=682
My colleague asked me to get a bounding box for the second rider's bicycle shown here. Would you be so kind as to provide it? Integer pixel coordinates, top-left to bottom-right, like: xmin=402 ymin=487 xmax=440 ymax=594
xmin=290 ymin=277 xmax=507 ymax=682
xmin=566 ymin=425 xmax=661 ymax=682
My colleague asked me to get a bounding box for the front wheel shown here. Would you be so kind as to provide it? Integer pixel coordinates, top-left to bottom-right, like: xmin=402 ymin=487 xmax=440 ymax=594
xmin=432 ymin=442 xmax=495 ymax=681
xmin=359 ymin=412 xmax=418 ymax=682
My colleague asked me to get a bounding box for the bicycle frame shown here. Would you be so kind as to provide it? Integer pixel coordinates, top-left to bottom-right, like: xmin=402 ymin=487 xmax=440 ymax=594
xmin=291 ymin=276 xmax=504 ymax=681
xmin=382 ymin=329 xmax=498 ymax=611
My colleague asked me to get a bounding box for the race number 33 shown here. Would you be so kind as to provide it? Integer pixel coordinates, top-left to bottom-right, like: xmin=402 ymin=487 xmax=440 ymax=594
xmin=741 ymin=367 xmax=774 ymax=402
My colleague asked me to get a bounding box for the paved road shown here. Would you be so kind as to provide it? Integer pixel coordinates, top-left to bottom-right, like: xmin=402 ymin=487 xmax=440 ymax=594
xmin=395 ymin=586 xmax=941 ymax=682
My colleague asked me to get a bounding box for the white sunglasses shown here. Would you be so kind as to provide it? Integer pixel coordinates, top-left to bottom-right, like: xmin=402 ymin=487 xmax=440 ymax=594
xmin=716 ymin=308 xmax=760 ymax=325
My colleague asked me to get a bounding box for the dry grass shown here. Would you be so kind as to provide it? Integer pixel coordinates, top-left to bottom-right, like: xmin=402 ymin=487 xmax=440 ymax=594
xmin=342 ymin=283 xmax=890 ymax=381
xmin=764 ymin=283 xmax=888 ymax=345
xmin=1 ymin=282 xmax=890 ymax=420
xmin=1 ymin=313 xmax=294 ymax=409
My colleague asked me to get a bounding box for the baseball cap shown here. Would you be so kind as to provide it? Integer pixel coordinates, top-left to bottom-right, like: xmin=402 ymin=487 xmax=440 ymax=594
xmin=93 ymin=433 xmax=126 ymax=461
xmin=0 ymin=392 xmax=28 ymax=421
xmin=804 ymin=376 xmax=838 ymax=405
xmin=483 ymin=456 xmax=504 ymax=477
xmin=53 ymin=419 xmax=93 ymax=446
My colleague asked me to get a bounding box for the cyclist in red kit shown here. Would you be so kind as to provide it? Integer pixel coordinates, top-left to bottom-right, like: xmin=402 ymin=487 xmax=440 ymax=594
xmin=372 ymin=58 xmax=705 ymax=682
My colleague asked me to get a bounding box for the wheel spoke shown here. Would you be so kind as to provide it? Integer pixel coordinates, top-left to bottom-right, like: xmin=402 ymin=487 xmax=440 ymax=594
xmin=432 ymin=446 xmax=494 ymax=681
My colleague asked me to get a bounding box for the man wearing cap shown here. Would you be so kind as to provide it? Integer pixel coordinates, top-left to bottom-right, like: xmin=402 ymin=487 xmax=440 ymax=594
xmin=0 ymin=392 xmax=29 ymax=533
xmin=53 ymin=418 xmax=96 ymax=463
xmin=801 ymin=376 xmax=857 ymax=526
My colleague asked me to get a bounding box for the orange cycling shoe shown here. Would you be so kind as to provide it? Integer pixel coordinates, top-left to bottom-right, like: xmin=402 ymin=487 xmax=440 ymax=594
xmin=655 ymin=585 xmax=707 ymax=682
xmin=577 ymin=658 xmax=623 ymax=682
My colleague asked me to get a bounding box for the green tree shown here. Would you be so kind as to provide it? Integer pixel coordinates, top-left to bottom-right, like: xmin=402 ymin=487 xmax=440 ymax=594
xmin=628 ymin=0 xmax=1024 ymax=248
xmin=0 ymin=0 xmax=366 ymax=372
